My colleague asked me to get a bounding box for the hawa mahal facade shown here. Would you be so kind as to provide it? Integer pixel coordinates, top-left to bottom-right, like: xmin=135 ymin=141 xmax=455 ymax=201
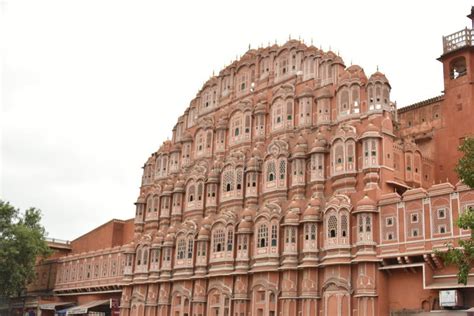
xmin=10 ymin=8 xmax=474 ymax=316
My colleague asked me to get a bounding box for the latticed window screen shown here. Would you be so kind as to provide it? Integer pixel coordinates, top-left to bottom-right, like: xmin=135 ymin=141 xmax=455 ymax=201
xmin=271 ymin=224 xmax=278 ymax=246
xmin=213 ymin=229 xmax=225 ymax=252
xmin=341 ymin=214 xmax=348 ymax=237
xmin=222 ymin=169 xmax=235 ymax=192
xmin=187 ymin=185 xmax=195 ymax=202
xmin=328 ymin=215 xmax=337 ymax=238
xmin=227 ymin=229 xmax=233 ymax=251
xmin=197 ymin=183 xmax=203 ymax=201
xmin=366 ymin=216 xmax=371 ymax=232
xmin=267 ymin=161 xmax=276 ymax=182
xmin=310 ymin=224 xmax=316 ymax=240
xmin=236 ymin=168 xmax=243 ymax=191
xmin=177 ymin=239 xmax=186 ymax=259
xmin=279 ymin=159 xmax=286 ymax=180
xmin=290 ymin=228 xmax=296 ymax=243
xmin=257 ymin=224 xmax=268 ymax=248
xmin=187 ymin=239 xmax=193 ymax=259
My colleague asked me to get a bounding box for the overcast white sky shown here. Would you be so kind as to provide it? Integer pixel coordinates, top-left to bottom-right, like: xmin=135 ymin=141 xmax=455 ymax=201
xmin=1 ymin=1 xmax=472 ymax=240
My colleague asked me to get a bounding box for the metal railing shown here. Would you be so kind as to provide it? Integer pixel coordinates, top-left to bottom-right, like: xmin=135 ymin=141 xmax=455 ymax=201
xmin=443 ymin=28 xmax=473 ymax=53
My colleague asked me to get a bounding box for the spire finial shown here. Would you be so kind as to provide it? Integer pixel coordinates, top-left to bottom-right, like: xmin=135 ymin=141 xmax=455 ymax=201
xmin=248 ymin=43 xmax=251 ymax=50
xmin=377 ymin=65 xmax=379 ymax=72
xmin=311 ymin=38 xmax=313 ymax=45
xmin=467 ymin=6 xmax=474 ymax=29
xmin=289 ymin=34 xmax=291 ymax=40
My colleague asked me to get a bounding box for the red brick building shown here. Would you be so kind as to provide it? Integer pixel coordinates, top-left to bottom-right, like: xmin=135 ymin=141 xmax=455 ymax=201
xmin=18 ymin=7 xmax=474 ymax=316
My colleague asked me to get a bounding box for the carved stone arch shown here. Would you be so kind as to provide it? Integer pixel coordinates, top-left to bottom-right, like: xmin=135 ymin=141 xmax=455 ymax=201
xmin=171 ymin=285 xmax=192 ymax=307
xmin=322 ymin=277 xmax=353 ymax=294
xmin=325 ymin=194 xmax=352 ymax=212
xmin=251 ymin=278 xmax=279 ymax=295
xmin=271 ymin=83 xmax=295 ymax=104
xmin=188 ymin=160 xmax=209 ymax=180
xmin=224 ymin=150 xmax=246 ymax=168
xmin=266 ymin=139 xmax=290 ymax=159
xmin=207 ymin=280 xmax=233 ymax=296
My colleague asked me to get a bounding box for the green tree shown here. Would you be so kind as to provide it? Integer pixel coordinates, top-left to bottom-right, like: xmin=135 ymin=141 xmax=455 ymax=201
xmin=0 ymin=200 xmax=51 ymax=297
xmin=439 ymin=137 xmax=474 ymax=285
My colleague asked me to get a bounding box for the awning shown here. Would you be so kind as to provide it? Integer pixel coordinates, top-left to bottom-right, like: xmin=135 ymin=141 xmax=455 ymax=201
xmin=66 ymin=300 xmax=109 ymax=315
xmin=39 ymin=302 xmax=75 ymax=311
xmin=386 ymin=180 xmax=411 ymax=189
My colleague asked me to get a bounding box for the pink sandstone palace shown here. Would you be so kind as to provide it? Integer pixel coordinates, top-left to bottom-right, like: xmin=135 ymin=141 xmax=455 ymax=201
xmin=7 ymin=7 xmax=474 ymax=316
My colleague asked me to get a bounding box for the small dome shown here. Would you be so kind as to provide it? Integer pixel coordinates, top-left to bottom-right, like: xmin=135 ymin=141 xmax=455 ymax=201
xmin=369 ymin=71 xmax=390 ymax=87
xmin=303 ymin=206 xmax=319 ymax=220
xmin=238 ymin=219 xmax=253 ymax=232
xmin=355 ymin=194 xmax=377 ymax=213
xmin=242 ymin=207 xmax=256 ymax=219
xmin=284 ymin=211 xmax=299 ymax=224
xmin=181 ymin=132 xmax=193 ymax=142
xmin=356 ymin=195 xmax=376 ymax=208
xmin=198 ymin=227 xmax=210 ymax=239
xmin=136 ymin=195 xmax=146 ymax=204
xmin=173 ymin=180 xmax=185 ymax=192
xmin=201 ymin=216 xmax=213 ymax=227
xmin=310 ymin=133 xmax=327 ymax=153
xmin=366 ymin=123 xmax=379 ymax=133
xmin=254 ymin=102 xmax=267 ymax=114
xmin=167 ymin=226 xmax=177 ymax=234
xmin=297 ymin=85 xmax=313 ymax=98
xmin=164 ymin=233 xmax=174 ymax=243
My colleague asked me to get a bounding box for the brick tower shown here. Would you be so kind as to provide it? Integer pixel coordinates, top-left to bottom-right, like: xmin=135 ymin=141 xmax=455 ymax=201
xmin=436 ymin=7 xmax=474 ymax=183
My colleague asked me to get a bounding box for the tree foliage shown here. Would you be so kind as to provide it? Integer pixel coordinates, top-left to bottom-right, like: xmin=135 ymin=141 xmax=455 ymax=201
xmin=439 ymin=137 xmax=474 ymax=285
xmin=456 ymin=137 xmax=474 ymax=188
xmin=0 ymin=201 xmax=51 ymax=297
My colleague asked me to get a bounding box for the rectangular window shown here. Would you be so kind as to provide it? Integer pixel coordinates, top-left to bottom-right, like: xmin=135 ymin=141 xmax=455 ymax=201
xmin=437 ymin=208 xmax=446 ymax=219
xmin=386 ymin=217 xmax=394 ymax=227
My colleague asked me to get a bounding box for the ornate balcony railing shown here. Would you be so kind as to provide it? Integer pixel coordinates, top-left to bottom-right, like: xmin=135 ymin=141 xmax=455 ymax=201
xmin=443 ymin=28 xmax=473 ymax=54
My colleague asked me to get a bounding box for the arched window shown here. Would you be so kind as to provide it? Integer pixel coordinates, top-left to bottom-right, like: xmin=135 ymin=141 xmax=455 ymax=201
xmin=142 ymin=248 xmax=149 ymax=266
xmin=271 ymin=224 xmax=278 ymax=247
xmin=177 ymin=239 xmax=186 ymax=259
xmin=279 ymin=159 xmax=286 ymax=180
xmin=146 ymin=196 xmax=153 ymax=214
xmin=341 ymin=214 xmax=348 ymax=238
xmin=272 ymin=102 xmax=284 ymax=130
xmin=352 ymin=86 xmax=360 ymax=113
xmin=339 ymin=89 xmax=349 ymax=115
xmin=328 ymin=215 xmax=337 ymax=238
xmin=346 ymin=141 xmax=355 ymax=171
xmin=333 ymin=141 xmax=344 ymax=174
xmin=187 ymin=185 xmax=195 ymax=202
xmin=257 ymin=224 xmax=268 ymax=248
xmin=213 ymin=229 xmax=225 ymax=252
xmin=222 ymin=169 xmax=234 ymax=192
xmin=267 ymin=161 xmax=276 ymax=182
xmin=227 ymin=229 xmax=233 ymax=251
xmin=450 ymin=57 xmax=467 ymax=79
xmin=136 ymin=249 xmax=142 ymax=265
xmin=187 ymin=238 xmax=193 ymax=259
xmin=195 ymin=130 xmax=205 ymax=156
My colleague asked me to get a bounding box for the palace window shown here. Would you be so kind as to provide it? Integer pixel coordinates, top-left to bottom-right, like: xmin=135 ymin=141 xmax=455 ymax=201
xmin=177 ymin=239 xmax=186 ymax=260
xmin=271 ymin=224 xmax=278 ymax=247
xmin=257 ymin=224 xmax=268 ymax=248
xmin=213 ymin=229 xmax=225 ymax=252
xmin=328 ymin=215 xmax=337 ymax=238
xmin=187 ymin=239 xmax=193 ymax=259
xmin=227 ymin=229 xmax=233 ymax=251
